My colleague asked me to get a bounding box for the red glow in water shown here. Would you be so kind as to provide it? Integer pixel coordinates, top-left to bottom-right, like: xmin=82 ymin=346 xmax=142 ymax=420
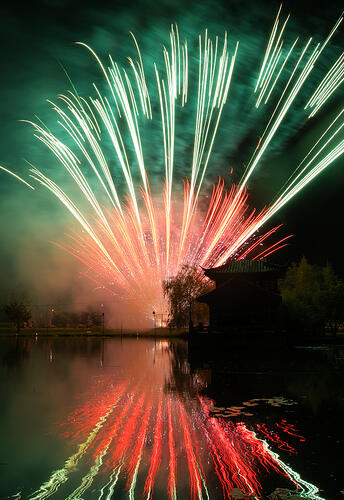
xmin=256 ymin=423 xmax=298 ymax=454
xmin=198 ymin=408 xmax=234 ymax=498
xmin=178 ymin=399 xmax=205 ymax=500
xmin=46 ymin=371 xmax=319 ymax=499
xmin=143 ymin=398 xmax=163 ymax=498
xmin=276 ymin=420 xmax=306 ymax=442
xmin=90 ymin=387 xmax=137 ymax=463
xmin=60 ymin=380 xmax=127 ymax=443
xmin=167 ymin=397 xmax=177 ymax=500
xmin=126 ymin=396 xmax=153 ymax=490
xmin=107 ymin=391 xmax=146 ymax=470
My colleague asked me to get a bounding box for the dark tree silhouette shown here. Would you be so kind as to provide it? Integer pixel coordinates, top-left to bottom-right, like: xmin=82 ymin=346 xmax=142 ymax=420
xmin=162 ymin=265 xmax=211 ymax=328
xmin=4 ymin=300 xmax=32 ymax=333
xmin=279 ymin=257 xmax=344 ymax=334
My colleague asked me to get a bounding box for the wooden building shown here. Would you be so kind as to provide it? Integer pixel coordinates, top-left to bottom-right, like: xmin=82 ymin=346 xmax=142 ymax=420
xmin=198 ymin=260 xmax=284 ymax=333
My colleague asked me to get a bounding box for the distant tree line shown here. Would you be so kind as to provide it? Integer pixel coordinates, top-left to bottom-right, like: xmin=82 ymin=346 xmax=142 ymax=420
xmin=2 ymin=302 xmax=103 ymax=332
xmin=3 ymin=300 xmax=32 ymax=333
xmin=51 ymin=310 xmax=102 ymax=329
xmin=279 ymin=257 xmax=344 ymax=334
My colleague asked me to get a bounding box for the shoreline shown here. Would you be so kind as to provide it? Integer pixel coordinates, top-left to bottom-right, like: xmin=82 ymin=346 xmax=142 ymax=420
xmin=0 ymin=327 xmax=187 ymax=338
xmin=1 ymin=328 xmax=344 ymax=346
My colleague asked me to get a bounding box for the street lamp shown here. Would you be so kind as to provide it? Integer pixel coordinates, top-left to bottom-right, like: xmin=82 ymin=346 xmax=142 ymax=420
xmin=101 ymin=303 xmax=104 ymax=335
xmin=153 ymin=311 xmax=156 ymax=338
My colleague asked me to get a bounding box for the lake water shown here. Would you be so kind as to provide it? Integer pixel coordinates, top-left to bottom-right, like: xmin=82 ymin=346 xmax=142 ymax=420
xmin=0 ymin=336 xmax=343 ymax=499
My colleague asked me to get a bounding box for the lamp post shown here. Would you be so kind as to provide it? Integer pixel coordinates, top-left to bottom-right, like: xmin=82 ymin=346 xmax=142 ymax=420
xmin=101 ymin=303 xmax=105 ymax=335
xmin=47 ymin=306 xmax=54 ymax=332
xmin=153 ymin=310 xmax=156 ymax=340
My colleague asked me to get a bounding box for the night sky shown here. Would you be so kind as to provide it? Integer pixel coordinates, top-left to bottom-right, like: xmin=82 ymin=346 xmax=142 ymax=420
xmin=0 ymin=0 xmax=343 ymax=308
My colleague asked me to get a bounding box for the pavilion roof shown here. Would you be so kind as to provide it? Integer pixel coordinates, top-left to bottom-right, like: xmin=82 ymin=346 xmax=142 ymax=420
xmin=203 ymin=259 xmax=283 ymax=276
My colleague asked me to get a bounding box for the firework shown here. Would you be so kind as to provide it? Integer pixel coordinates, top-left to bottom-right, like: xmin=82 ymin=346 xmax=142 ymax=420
xmin=1 ymin=7 xmax=343 ymax=318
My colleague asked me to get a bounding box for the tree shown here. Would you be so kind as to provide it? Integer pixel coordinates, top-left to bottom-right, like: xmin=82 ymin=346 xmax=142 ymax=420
xmin=279 ymin=257 xmax=344 ymax=334
xmin=4 ymin=300 xmax=32 ymax=333
xmin=162 ymin=265 xmax=212 ymax=328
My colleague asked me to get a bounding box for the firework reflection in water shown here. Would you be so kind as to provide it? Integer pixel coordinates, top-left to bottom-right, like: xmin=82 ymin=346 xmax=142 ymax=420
xmin=24 ymin=340 xmax=323 ymax=500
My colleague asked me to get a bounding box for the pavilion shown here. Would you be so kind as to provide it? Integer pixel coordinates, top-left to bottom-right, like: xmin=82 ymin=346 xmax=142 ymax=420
xmin=198 ymin=260 xmax=284 ymax=333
